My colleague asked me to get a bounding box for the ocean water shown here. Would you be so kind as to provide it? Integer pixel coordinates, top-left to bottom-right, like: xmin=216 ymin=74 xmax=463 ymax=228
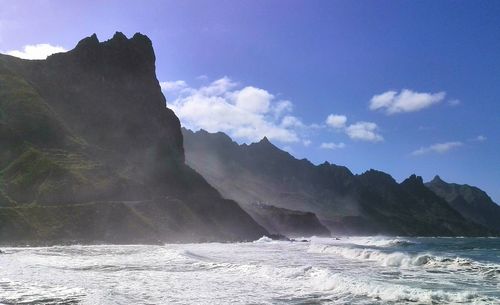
xmin=0 ymin=236 xmax=498 ymax=304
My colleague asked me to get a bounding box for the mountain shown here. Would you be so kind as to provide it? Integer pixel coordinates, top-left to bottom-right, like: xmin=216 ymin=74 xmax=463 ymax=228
xmin=426 ymin=176 xmax=500 ymax=233
xmin=182 ymin=128 xmax=491 ymax=236
xmin=244 ymin=203 xmax=330 ymax=237
xmin=0 ymin=32 xmax=268 ymax=245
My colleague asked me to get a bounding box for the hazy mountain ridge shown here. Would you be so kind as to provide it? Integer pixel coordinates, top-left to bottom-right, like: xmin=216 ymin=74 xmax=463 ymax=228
xmin=426 ymin=176 xmax=500 ymax=232
xmin=183 ymin=128 xmax=494 ymax=236
xmin=244 ymin=202 xmax=330 ymax=237
xmin=0 ymin=32 xmax=268 ymax=244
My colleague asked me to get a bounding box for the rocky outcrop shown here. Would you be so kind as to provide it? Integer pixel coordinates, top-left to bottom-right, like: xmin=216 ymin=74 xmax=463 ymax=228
xmin=0 ymin=32 xmax=268 ymax=244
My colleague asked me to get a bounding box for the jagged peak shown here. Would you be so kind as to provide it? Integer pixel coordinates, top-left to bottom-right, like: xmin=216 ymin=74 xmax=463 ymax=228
xmin=260 ymin=136 xmax=271 ymax=144
xmin=358 ymin=168 xmax=396 ymax=184
xmin=402 ymin=174 xmax=424 ymax=186
xmin=111 ymin=31 xmax=127 ymax=41
xmin=66 ymin=31 xmax=153 ymax=54
xmin=185 ymin=128 xmax=238 ymax=148
xmin=49 ymin=31 xmax=156 ymax=73
xmin=72 ymin=33 xmax=99 ymax=51
xmin=250 ymin=136 xmax=276 ymax=149
xmin=430 ymin=175 xmax=446 ymax=184
xmin=132 ymin=32 xmax=152 ymax=44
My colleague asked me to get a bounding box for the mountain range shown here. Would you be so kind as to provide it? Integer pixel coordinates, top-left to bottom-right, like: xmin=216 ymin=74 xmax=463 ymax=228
xmin=182 ymin=128 xmax=499 ymax=236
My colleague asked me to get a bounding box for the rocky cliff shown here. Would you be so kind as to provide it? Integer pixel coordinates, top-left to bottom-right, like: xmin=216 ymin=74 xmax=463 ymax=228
xmin=0 ymin=32 xmax=268 ymax=244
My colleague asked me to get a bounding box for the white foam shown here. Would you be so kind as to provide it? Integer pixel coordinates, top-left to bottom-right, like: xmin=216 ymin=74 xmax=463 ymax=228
xmin=308 ymin=243 xmax=500 ymax=277
xmin=0 ymin=278 xmax=84 ymax=304
xmin=307 ymin=268 xmax=479 ymax=304
xmin=253 ymin=236 xmax=274 ymax=243
xmin=309 ymin=243 xmax=432 ymax=266
xmin=1 ymin=241 xmax=497 ymax=305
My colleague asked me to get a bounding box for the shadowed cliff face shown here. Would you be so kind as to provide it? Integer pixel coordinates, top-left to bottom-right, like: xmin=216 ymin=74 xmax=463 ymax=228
xmin=245 ymin=203 xmax=330 ymax=237
xmin=426 ymin=176 xmax=500 ymax=233
xmin=3 ymin=33 xmax=183 ymax=186
xmin=182 ymin=128 xmax=493 ymax=236
xmin=0 ymin=32 xmax=268 ymax=244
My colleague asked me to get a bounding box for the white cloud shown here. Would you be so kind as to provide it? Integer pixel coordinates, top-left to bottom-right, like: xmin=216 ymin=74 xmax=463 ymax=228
xmin=370 ymin=89 xmax=446 ymax=114
xmin=234 ymin=86 xmax=272 ymax=113
xmin=281 ymin=115 xmax=304 ymax=128
xmin=160 ymin=80 xmax=188 ymax=92
xmin=196 ymin=74 xmax=208 ymax=81
xmin=199 ymin=76 xmax=237 ymax=95
xmin=168 ymin=77 xmax=304 ymax=143
xmin=303 ymin=139 xmax=312 ymax=147
xmin=448 ymin=99 xmax=461 ymax=107
xmin=324 ymin=114 xmax=383 ymax=143
xmin=326 ymin=114 xmax=347 ymax=128
xmin=273 ymin=100 xmax=293 ymax=117
xmin=345 ymin=121 xmax=383 ymax=142
xmin=320 ymin=142 xmax=346 ymax=150
xmin=6 ymin=43 xmax=66 ymax=59
xmin=411 ymin=141 xmax=463 ymax=156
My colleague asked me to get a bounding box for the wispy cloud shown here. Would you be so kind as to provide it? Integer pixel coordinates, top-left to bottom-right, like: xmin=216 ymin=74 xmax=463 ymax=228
xmin=196 ymin=74 xmax=208 ymax=81
xmin=411 ymin=141 xmax=463 ymax=156
xmin=320 ymin=142 xmax=346 ymax=150
xmin=5 ymin=43 xmax=66 ymax=59
xmin=370 ymin=89 xmax=446 ymax=114
xmin=471 ymin=135 xmax=487 ymax=142
xmin=448 ymin=99 xmax=461 ymax=107
xmin=160 ymin=80 xmax=188 ymax=92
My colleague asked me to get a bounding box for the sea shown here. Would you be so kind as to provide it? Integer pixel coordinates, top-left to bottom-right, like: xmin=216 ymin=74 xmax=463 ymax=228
xmin=0 ymin=236 xmax=498 ymax=304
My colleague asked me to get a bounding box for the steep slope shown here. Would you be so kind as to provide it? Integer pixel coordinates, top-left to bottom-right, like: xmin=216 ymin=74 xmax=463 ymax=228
xmin=182 ymin=128 xmax=491 ymax=236
xmin=426 ymin=176 xmax=500 ymax=233
xmin=0 ymin=32 xmax=267 ymax=244
xmin=245 ymin=203 xmax=330 ymax=237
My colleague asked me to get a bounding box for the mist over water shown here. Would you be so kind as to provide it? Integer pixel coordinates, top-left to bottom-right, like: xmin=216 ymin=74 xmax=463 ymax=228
xmin=0 ymin=237 xmax=498 ymax=304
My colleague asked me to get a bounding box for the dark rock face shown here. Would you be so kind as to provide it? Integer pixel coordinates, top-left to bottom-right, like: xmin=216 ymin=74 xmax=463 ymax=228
xmin=244 ymin=203 xmax=330 ymax=237
xmin=426 ymin=176 xmax=500 ymax=233
xmin=0 ymin=32 xmax=268 ymax=244
xmin=182 ymin=128 xmax=492 ymax=236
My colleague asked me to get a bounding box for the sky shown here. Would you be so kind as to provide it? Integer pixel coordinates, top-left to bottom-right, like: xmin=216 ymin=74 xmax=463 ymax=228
xmin=1 ymin=0 xmax=498 ymax=202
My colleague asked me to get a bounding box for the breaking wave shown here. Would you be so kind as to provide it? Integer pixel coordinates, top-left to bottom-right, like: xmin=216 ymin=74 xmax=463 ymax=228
xmin=309 ymin=243 xmax=500 ymax=277
xmin=253 ymin=236 xmax=274 ymax=243
xmin=307 ymin=268 xmax=481 ymax=304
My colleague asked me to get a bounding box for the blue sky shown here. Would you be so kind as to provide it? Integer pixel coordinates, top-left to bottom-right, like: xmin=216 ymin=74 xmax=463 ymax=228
xmin=1 ymin=0 xmax=499 ymax=202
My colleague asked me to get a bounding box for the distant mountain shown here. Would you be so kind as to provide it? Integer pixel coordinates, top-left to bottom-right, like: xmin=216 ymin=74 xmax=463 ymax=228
xmin=183 ymin=128 xmax=492 ymax=236
xmin=244 ymin=203 xmax=330 ymax=237
xmin=0 ymin=32 xmax=267 ymax=245
xmin=426 ymin=176 xmax=500 ymax=233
